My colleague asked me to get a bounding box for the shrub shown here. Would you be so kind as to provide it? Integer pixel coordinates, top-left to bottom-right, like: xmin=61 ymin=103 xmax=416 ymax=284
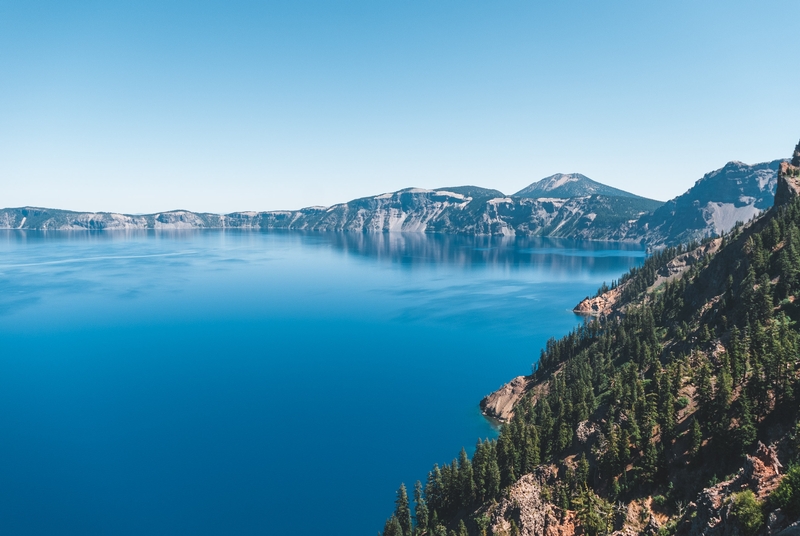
xmin=675 ymin=396 xmax=690 ymax=409
xmin=729 ymin=490 xmax=763 ymax=536
xmin=771 ymin=465 xmax=800 ymax=519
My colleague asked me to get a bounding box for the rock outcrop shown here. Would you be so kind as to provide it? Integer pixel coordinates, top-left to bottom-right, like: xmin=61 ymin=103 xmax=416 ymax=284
xmin=574 ymin=286 xmax=622 ymax=316
xmin=480 ymin=376 xmax=532 ymax=422
xmin=635 ymin=159 xmax=783 ymax=248
xmin=681 ymin=442 xmax=784 ymax=535
xmin=775 ymin=142 xmax=800 ymax=207
xmin=485 ymin=469 xmax=578 ymax=536
xmin=1 ymin=158 xmax=790 ymax=248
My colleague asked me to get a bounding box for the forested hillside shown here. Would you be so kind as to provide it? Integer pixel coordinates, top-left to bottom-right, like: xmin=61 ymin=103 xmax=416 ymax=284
xmin=380 ymin=141 xmax=800 ymax=536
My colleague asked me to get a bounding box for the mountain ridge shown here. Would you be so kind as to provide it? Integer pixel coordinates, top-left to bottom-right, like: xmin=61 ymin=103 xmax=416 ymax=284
xmin=0 ymin=159 xmax=786 ymax=248
xmin=377 ymin=139 xmax=800 ymax=536
xmin=513 ymin=173 xmax=650 ymax=200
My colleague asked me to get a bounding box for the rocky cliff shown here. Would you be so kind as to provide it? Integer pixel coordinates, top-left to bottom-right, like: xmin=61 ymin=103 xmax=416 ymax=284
xmin=632 ymin=159 xmax=783 ymax=247
xmin=1 ymin=159 xmax=788 ymax=249
xmin=0 ymin=189 xmax=661 ymax=241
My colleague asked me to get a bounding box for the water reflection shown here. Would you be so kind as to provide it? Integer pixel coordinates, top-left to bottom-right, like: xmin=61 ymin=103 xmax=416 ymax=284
xmin=0 ymin=229 xmax=644 ymax=268
xmin=313 ymin=231 xmax=645 ymax=272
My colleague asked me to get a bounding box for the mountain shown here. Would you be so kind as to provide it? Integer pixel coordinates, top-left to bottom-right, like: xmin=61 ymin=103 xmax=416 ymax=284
xmin=0 ymin=191 xmax=662 ymax=241
xmin=514 ymin=173 xmax=644 ymax=199
xmin=434 ymin=186 xmax=505 ymax=199
xmin=633 ymin=159 xmax=783 ymax=247
xmin=0 ymin=160 xmax=787 ymax=249
xmin=378 ymin=140 xmax=800 ymax=536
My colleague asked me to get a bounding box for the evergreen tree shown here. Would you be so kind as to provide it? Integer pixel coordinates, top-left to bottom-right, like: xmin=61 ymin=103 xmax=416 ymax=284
xmin=572 ymin=485 xmax=612 ymax=536
xmin=485 ymin=449 xmax=501 ymax=501
xmin=458 ymin=448 xmax=476 ymax=506
xmin=497 ymin=426 xmax=517 ymax=488
xmin=640 ymin=439 xmax=658 ymax=485
xmin=414 ymin=480 xmax=428 ymax=534
xmin=690 ymin=418 xmax=703 ymax=458
xmin=734 ymin=392 xmax=757 ymax=459
xmin=395 ymin=483 xmax=412 ymax=536
xmin=384 ymin=516 xmax=403 ymax=536
xmin=576 ymin=452 xmax=590 ymax=486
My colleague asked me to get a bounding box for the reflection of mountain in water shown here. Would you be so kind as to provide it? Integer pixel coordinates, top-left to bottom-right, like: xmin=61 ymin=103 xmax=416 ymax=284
xmin=311 ymin=231 xmax=645 ymax=276
xmin=0 ymin=229 xmax=645 ymax=282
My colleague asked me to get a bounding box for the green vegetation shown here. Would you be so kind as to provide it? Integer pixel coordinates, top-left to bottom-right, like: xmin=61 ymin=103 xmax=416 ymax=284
xmin=770 ymin=465 xmax=800 ymax=520
xmin=381 ymin=187 xmax=800 ymax=534
xmin=730 ymin=490 xmax=763 ymax=536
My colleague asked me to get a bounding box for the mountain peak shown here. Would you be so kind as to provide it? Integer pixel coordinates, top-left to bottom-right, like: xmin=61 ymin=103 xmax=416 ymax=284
xmin=513 ymin=173 xmax=643 ymax=199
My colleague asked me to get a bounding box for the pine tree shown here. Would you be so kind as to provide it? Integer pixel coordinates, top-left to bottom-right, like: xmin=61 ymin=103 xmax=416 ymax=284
xmin=572 ymin=485 xmax=612 ymax=536
xmin=690 ymin=418 xmax=703 ymax=458
xmin=395 ymin=483 xmax=412 ymax=536
xmin=734 ymin=392 xmax=757 ymax=458
xmin=384 ymin=515 xmax=403 ymax=536
xmin=640 ymin=439 xmax=658 ymax=485
xmin=497 ymin=426 xmax=517 ymax=488
xmin=576 ymin=452 xmax=590 ymax=486
xmin=458 ymin=448 xmax=476 ymax=506
xmin=485 ymin=449 xmax=501 ymax=501
xmin=457 ymin=519 xmax=468 ymax=536
xmin=414 ymin=480 xmax=428 ymax=534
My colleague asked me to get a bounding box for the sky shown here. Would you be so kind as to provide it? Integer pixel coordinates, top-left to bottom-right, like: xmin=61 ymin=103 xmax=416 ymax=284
xmin=1 ymin=1 xmax=799 ymax=214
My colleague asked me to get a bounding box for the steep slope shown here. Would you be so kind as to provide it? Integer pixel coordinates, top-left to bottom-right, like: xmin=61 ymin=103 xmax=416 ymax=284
xmin=0 ymin=160 xmax=786 ymax=249
xmin=634 ymin=159 xmax=784 ymax=247
xmin=0 ymin=190 xmax=662 ymax=241
xmin=514 ymin=173 xmax=645 ymax=199
xmin=380 ymin=141 xmax=800 ymax=536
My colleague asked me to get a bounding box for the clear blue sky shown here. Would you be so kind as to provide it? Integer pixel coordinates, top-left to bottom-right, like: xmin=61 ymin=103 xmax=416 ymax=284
xmin=1 ymin=1 xmax=798 ymax=213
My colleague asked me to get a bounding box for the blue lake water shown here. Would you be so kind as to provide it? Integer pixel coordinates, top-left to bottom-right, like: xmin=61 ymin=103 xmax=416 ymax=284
xmin=0 ymin=231 xmax=644 ymax=535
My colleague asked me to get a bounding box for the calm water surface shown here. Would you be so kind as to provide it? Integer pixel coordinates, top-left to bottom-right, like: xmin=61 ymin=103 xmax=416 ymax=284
xmin=0 ymin=231 xmax=644 ymax=535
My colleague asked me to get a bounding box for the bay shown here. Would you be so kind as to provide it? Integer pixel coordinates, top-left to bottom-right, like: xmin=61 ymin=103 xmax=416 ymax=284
xmin=0 ymin=230 xmax=644 ymax=535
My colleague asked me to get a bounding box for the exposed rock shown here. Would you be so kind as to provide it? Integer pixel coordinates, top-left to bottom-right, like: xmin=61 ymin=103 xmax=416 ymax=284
xmin=768 ymin=509 xmax=788 ymax=534
xmin=0 ymin=189 xmax=661 ymax=242
xmin=486 ymin=469 xmax=578 ymax=536
xmin=635 ymin=159 xmax=783 ymax=248
xmin=645 ymin=514 xmax=662 ymax=535
xmin=480 ymin=376 xmax=531 ymax=422
xmin=683 ymin=442 xmax=783 ymax=535
xmin=1 ymin=157 xmax=788 ymax=248
xmin=575 ymin=420 xmax=601 ymax=445
xmin=776 ymin=158 xmax=800 ymax=207
xmin=574 ymin=238 xmax=721 ymax=315
xmin=574 ymin=286 xmax=622 ymax=316
xmin=776 ymin=521 xmax=800 ymax=536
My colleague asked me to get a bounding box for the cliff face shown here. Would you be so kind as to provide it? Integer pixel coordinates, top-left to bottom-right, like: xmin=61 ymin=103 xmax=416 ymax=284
xmin=485 ymin=469 xmax=578 ymax=536
xmin=632 ymin=159 xmax=783 ymax=247
xmin=480 ymin=376 xmax=532 ymax=422
xmin=682 ymin=443 xmax=784 ymax=536
xmin=0 ymin=191 xmax=661 ymax=241
xmin=775 ymin=150 xmax=800 ymax=206
xmin=1 ymin=159 xmax=788 ymax=248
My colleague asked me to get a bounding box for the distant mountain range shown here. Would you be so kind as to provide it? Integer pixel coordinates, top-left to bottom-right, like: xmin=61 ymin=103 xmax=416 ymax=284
xmin=0 ymin=159 xmax=785 ymax=248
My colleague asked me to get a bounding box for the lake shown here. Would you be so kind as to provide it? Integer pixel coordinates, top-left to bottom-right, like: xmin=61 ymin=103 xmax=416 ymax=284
xmin=0 ymin=230 xmax=644 ymax=535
